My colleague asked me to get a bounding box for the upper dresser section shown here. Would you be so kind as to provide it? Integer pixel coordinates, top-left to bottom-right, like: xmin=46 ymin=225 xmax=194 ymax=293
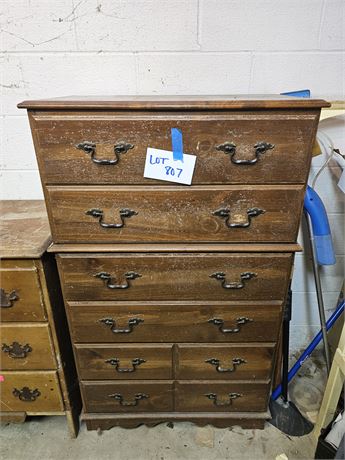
xmin=19 ymin=95 xmax=329 ymax=186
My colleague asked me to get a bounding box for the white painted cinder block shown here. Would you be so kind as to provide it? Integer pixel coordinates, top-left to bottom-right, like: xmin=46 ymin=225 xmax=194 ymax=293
xmin=0 ymin=170 xmax=43 ymax=200
xmin=320 ymin=0 xmax=345 ymax=50
xmin=291 ymin=291 xmax=341 ymax=326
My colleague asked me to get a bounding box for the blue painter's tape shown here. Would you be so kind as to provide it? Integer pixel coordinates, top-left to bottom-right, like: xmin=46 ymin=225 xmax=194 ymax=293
xmin=281 ymin=89 xmax=311 ymax=98
xmin=171 ymin=128 xmax=184 ymax=162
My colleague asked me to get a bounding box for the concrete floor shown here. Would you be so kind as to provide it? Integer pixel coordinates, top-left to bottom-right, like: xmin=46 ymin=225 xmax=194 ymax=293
xmin=0 ymin=356 xmax=326 ymax=460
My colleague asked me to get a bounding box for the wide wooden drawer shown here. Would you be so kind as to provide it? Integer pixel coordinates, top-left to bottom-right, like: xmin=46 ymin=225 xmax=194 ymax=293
xmin=75 ymin=344 xmax=173 ymax=380
xmin=81 ymin=381 xmax=174 ymax=413
xmin=176 ymin=344 xmax=275 ymax=380
xmin=31 ymin=111 xmax=318 ymax=185
xmin=67 ymin=301 xmax=282 ymax=343
xmin=0 ymin=371 xmax=63 ymax=412
xmin=47 ymin=185 xmax=304 ymax=244
xmin=175 ymin=381 xmax=269 ymax=412
xmin=57 ymin=253 xmax=292 ymax=302
xmin=0 ymin=324 xmax=56 ymax=370
xmin=0 ymin=261 xmax=45 ymax=322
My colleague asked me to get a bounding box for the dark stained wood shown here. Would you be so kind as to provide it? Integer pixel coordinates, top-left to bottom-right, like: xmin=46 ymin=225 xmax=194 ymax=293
xmin=0 ymin=201 xmax=51 ymax=258
xmin=176 ymin=344 xmax=275 ymax=380
xmin=81 ymin=380 xmax=174 ymax=413
xmin=46 ymin=185 xmax=304 ymax=244
xmin=75 ymin=344 xmax=173 ymax=380
xmin=67 ymin=301 xmax=282 ymax=343
xmin=57 ymin=252 xmax=293 ymax=302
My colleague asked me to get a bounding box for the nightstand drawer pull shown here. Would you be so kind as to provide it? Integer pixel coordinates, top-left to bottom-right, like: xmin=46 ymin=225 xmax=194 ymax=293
xmin=108 ymin=392 xmax=148 ymax=406
xmin=105 ymin=357 xmax=146 ymax=373
xmin=99 ymin=317 xmax=144 ymax=334
xmin=0 ymin=289 xmax=19 ymax=308
xmin=210 ymin=271 xmax=257 ymax=289
xmin=86 ymin=208 xmax=137 ymax=228
xmin=76 ymin=141 xmax=134 ymax=165
xmin=208 ymin=317 xmax=253 ymax=334
xmin=216 ymin=141 xmax=274 ymax=165
xmin=205 ymin=392 xmax=242 ymax=406
xmin=2 ymin=342 xmax=32 ymax=359
xmin=205 ymin=357 xmax=246 ymax=373
xmin=212 ymin=207 xmax=265 ymax=228
xmin=94 ymin=271 xmax=141 ymax=289
xmin=12 ymin=386 xmax=41 ymax=402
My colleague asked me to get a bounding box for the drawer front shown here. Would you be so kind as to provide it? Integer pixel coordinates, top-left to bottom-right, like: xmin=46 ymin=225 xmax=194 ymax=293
xmin=68 ymin=302 xmax=282 ymax=343
xmin=81 ymin=381 xmax=174 ymax=413
xmin=0 ymin=371 xmax=64 ymax=412
xmin=32 ymin=111 xmax=317 ymax=185
xmin=0 ymin=324 xmax=56 ymax=370
xmin=176 ymin=344 xmax=275 ymax=380
xmin=58 ymin=253 xmax=292 ymax=302
xmin=47 ymin=185 xmax=304 ymax=244
xmin=175 ymin=381 xmax=269 ymax=412
xmin=0 ymin=265 xmax=45 ymax=322
xmin=75 ymin=344 xmax=173 ymax=380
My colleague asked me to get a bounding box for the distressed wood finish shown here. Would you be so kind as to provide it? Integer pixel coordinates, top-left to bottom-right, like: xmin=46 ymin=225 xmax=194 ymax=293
xmin=57 ymin=253 xmax=292 ymax=302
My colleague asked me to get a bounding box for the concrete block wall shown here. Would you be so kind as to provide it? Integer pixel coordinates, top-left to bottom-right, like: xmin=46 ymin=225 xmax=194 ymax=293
xmin=1 ymin=0 xmax=344 ymax=353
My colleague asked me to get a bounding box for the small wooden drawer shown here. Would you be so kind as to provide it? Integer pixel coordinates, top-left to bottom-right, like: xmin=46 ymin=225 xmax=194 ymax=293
xmin=175 ymin=381 xmax=270 ymax=412
xmin=57 ymin=253 xmax=292 ymax=302
xmin=0 ymin=324 xmax=56 ymax=370
xmin=75 ymin=344 xmax=173 ymax=380
xmin=0 ymin=261 xmax=45 ymax=322
xmin=68 ymin=301 xmax=282 ymax=343
xmin=80 ymin=381 xmax=174 ymax=413
xmin=47 ymin=185 xmax=304 ymax=244
xmin=0 ymin=371 xmax=64 ymax=412
xmin=176 ymin=344 xmax=275 ymax=380
xmin=31 ymin=111 xmax=318 ymax=185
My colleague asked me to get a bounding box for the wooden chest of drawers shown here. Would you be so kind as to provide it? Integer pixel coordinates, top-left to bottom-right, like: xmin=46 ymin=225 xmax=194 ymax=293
xmin=0 ymin=201 xmax=81 ymax=436
xmin=19 ymin=95 xmax=329 ymax=430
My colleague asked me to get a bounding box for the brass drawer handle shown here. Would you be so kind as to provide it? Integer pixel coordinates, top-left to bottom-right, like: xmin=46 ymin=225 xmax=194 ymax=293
xmin=108 ymin=393 xmax=149 ymax=406
xmin=212 ymin=207 xmax=265 ymax=228
xmin=205 ymin=357 xmax=246 ymax=373
xmin=205 ymin=392 xmax=242 ymax=406
xmin=105 ymin=357 xmax=146 ymax=373
xmin=208 ymin=317 xmax=253 ymax=334
xmin=13 ymin=387 xmax=41 ymax=402
xmin=210 ymin=271 xmax=256 ymax=289
xmin=86 ymin=208 xmax=137 ymax=228
xmin=2 ymin=342 xmax=32 ymax=359
xmin=99 ymin=317 xmax=144 ymax=334
xmin=76 ymin=141 xmax=134 ymax=165
xmin=94 ymin=271 xmax=141 ymax=289
xmin=0 ymin=289 xmax=19 ymax=308
xmin=216 ymin=141 xmax=274 ymax=165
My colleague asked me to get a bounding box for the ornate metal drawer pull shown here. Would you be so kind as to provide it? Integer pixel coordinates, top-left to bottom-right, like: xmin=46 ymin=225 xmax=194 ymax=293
xmin=105 ymin=357 xmax=146 ymax=373
xmin=205 ymin=392 xmax=242 ymax=406
xmin=76 ymin=141 xmax=134 ymax=165
xmin=216 ymin=141 xmax=274 ymax=165
xmin=0 ymin=289 xmax=19 ymax=308
xmin=94 ymin=271 xmax=141 ymax=289
xmin=209 ymin=271 xmax=256 ymax=289
xmin=86 ymin=208 xmax=137 ymax=228
xmin=208 ymin=317 xmax=253 ymax=334
xmin=13 ymin=387 xmax=41 ymax=402
xmin=99 ymin=317 xmax=144 ymax=334
xmin=212 ymin=207 xmax=265 ymax=228
xmin=2 ymin=342 xmax=32 ymax=359
xmin=108 ymin=393 xmax=148 ymax=406
xmin=205 ymin=357 xmax=246 ymax=373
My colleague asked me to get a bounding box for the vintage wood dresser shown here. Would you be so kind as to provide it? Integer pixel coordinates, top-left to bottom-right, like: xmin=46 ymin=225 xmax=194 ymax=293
xmin=0 ymin=200 xmax=81 ymax=436
xmin=18 ymin=95 xmax=329 ymax=430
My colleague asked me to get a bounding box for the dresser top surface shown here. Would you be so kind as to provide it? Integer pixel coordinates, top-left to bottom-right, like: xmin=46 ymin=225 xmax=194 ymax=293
xmin=18 ymin=94 xmax=330 ymax=110
xmin=0 ymin=201 xmax=51 ymax=259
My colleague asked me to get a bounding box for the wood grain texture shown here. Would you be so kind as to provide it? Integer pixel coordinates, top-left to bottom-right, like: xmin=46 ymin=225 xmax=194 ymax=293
xmin=67 ymin=301 xmax=282 ymax=343
xmin=46 ymin=185 xmax=304 ymax=244
xmin=57 ymin=252 xmax=293 ymax=302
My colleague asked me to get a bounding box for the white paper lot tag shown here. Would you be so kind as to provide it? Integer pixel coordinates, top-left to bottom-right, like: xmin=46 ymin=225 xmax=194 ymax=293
xmin=144 ymin=147 xmax=196 ymax=185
